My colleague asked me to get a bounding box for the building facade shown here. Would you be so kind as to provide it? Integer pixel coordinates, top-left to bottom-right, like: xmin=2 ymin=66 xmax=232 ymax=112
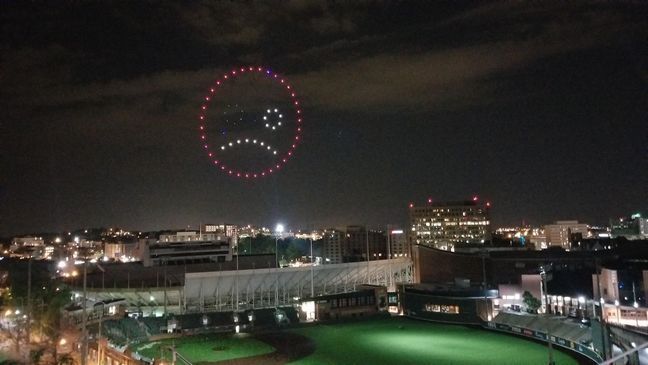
xmin=544 ymin=220 xmax=589 ymax=249
xmin=611 ymin=213 xmax=648 ymax=240
xmin=321 ymin=229 xmax=345 ymax=264
xmin=141 ymin=231 xmax=232 ymax=267
xmin=388 ymin=229 xmax=409 ymax=258
xmin=409 ymin=200 xmax=491 ymax=250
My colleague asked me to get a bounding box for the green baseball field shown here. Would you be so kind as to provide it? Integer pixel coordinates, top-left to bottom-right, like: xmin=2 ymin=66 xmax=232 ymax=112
xmin=133 ymin=317 xmax=582 ymax=365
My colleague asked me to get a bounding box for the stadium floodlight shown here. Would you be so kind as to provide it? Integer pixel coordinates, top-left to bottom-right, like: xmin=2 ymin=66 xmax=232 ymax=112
xmin=276 ymin=224 xmax=284 ymax=234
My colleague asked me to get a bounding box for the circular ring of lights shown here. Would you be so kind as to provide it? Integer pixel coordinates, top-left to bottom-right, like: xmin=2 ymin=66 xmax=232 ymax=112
xmin=197 ymin=66 xmax=303 ymax=179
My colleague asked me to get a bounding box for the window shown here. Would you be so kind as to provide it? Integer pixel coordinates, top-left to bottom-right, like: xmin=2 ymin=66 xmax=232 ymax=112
xmin=424 ymin=303 xmax=460 ymax=314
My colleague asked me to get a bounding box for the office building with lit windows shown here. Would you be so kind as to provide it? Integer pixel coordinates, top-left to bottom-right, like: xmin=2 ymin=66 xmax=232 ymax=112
xmin=544 ymin=220 xmax=589 ymax=248
xmin=408 ymin=200 xmax=491 ymax=250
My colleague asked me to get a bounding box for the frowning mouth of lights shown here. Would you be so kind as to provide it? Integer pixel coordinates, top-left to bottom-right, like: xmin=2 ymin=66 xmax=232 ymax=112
xmin=197 ymin=66 xmax=303 ymax=179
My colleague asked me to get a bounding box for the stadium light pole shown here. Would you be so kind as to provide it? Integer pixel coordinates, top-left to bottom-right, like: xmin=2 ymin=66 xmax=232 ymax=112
xmin=275 ymin=224 xmax=284 ymax=268
xmin=540 ymin=265 xmax=555 ymax=365
xmin=275 ymin=224 xmax=284 ymax=308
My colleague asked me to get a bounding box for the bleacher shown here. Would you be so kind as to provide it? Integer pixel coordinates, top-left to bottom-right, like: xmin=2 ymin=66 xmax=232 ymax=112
xmin=101 ymin=307 xmax=300 ymax=345
xmin=492 ymin=312 xmax=592 ymax=344
xmin=102 ymin=318 xmax=150 ymax=345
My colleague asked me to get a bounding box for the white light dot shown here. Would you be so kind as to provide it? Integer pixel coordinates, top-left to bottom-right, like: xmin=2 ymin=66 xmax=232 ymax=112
xmin=272 ymin=126 xmax=276 ymax=130
xmin=279 ymin=114 xmax=282 ymax=118
xmin=229 ymin=142 xmax=233 ymax=146
xmin=278 ymin=122 xmax=282 ymax=126
xmin=265 ymin=123 xmax=270 ymax=127
xmin=274 ymin=108 xmax=278 ymax=112
xmin=273 ymin=151 xmax=277 ymax=155
xmin=267 ymin=146 xmax=271 ymax=150
xmin=221 ymin=146 xmax=225 ymax=150
xmin=253 ymin=139 xmax=257 ymax=143
xmin=245 ymin=139 xmax=249 ymax=143
xmin=267 ymin=109 xmax=271 ymax=113
xmin=237 ymin=140 xmax=241 ymax=144
xmin=260 ymin=142 xmax=264 ymax=146
xmin=263 ymin=116 xmax=267 ymax=120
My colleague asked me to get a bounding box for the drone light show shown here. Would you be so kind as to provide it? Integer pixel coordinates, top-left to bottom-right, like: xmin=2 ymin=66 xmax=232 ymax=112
xmin=197 ymin=66 xmax=303 ymax=179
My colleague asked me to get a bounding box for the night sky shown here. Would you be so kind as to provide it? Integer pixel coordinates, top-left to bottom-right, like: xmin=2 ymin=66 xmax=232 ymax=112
xmin=1 ymin=2 xmax=646 ymax=236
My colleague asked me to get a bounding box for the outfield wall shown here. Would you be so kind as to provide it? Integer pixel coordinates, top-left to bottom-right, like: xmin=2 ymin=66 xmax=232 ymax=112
xmin=483 ymin=321 xmax=602 ymax=363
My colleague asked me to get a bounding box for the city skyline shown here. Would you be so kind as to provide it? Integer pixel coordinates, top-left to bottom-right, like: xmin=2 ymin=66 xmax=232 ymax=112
xmin=2 ymin=2 xmax=646 ymax=236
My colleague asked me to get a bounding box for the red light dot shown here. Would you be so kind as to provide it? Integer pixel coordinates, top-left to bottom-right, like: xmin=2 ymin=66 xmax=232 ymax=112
xmin=276 ymin=164 xmax=280 ymax=168
xmin=199 ymin=116 xmax=204 ymax=120
xmin=215 ymin=160 xmax=219 ymax=164
xmin=249 ymin=67 xmax=254 ymax=71
xmin=297 ymin=110 xmax=301 ymax=114
xmin=408 ymin=203 xmax=414 ymax=208
xmin=205 ymin=96 xmax=210 ymax=101
xmin=280 ymin=79 xmax=284 ymax=83
xmin=487 ymin=202 xmax=491 ymax=207
xmin=288 ymin=151 xmax=292 ymax=156
xmin=253 ymin=174 xmax=257 ymax=178
xmin=237 ymin=173 xmax=241 ymax=177
xmin=208 ymin=153 xmax=212 ymax=157
xmin=240 ymin=68 xmax=245 ymax=72
xmin=287 ymin=85 xmax=291 ymax=89
xmin=201 ymin=135 xmax=205 ymax=140
xmin=473 ymin=196 xmax=478 ymax=201
xmin=202 ymin=106 xmax=206 ymax=110
xmin=203 ymin=144 xmax=208 ymax=149
xmin=261 ymin=172 xmax=265 ymax=176
xmin=210 ymin=88 xmax=214 ymax=92
xmin=257 ymin=67 xmax=262 ymax=71
xmin=216 ymin=81 xmax=220 ymax=85
xmin=245 ymin=174 xmax=249 ymax=178
xmin=282 ymin=159 xmax=287 ymax=162
xmin=291 ymin=93 xmax=295 ymax=97
xmin=427 ymin=198 xmax=433 ymax=203
xmin=294 ymin=101 xmax=299 ymax=105
xmin=292 ymin=144 xmax=296 ymax=148
xmin=224 ymin=75 xmax=228 ymax=79
xmin=274 ymin=74 xmax=278 ymax=78
xmin=297 ymin=128 xmax=301 ymax=132
xmin=269 ymin=169 xmax=273 ymax=173
xmin=295 ymin=136 xmax=300 ymax=140
xmin=199 ymin=125 xmax=204 ymax=130
xmin=232 ymin=70 xmax=236 ymax=75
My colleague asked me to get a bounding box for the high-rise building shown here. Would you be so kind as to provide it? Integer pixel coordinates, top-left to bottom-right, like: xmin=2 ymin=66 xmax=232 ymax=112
xmin=345 ymin=225 xmax=387 ymax=262
xmin=611 ymin=213 xmax=648 ymax=240
xmin=320 ymin=226 xmax=387 ymax=264
xmin=388 ymin=228 xmax=409 ymax=258
xmin=321 ymin=229 xmax=345 ymax=264
xmin=544 ymin=220 xmax=589 ymax=249
xmin=408 ymin=199 xmax=491 ymax=250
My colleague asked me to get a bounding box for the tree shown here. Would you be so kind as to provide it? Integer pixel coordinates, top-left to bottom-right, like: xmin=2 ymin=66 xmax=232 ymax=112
xmin=522 ymin=291 xmax=542 ymax=313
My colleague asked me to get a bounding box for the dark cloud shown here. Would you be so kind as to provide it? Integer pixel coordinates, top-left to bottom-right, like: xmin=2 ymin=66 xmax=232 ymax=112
xmin=0 ymin=1 xmax=646 ymax=235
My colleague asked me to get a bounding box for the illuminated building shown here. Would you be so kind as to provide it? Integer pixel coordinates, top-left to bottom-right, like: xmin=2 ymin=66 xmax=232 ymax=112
xmin=142 ymin=231 xmax=232 ymax=267
xmin=408 ymin=199 xmax=491 ymax=250
xmin=388 ymin=229 xmax=410 ymax=258
xmin=202 ymin=223 xmax=237 ymax=238
xmin=544 ymin=220 xmax=589 ymax=249
xmin=610 ymin=213 xmax=648 ymax=240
